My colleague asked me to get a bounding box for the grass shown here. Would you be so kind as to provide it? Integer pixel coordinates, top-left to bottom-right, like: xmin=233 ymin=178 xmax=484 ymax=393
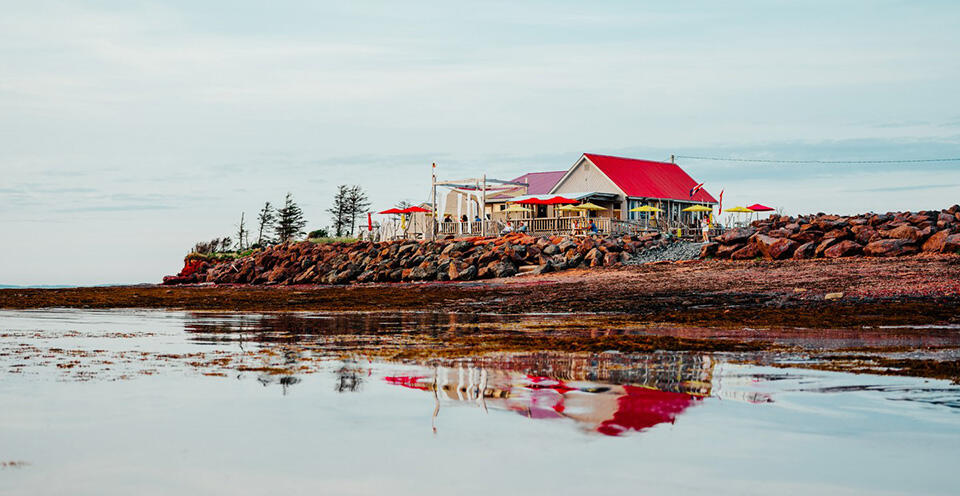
xmin=308 ymin=237 xmax=358 ymax=244
xmin=185 ymin=249 xmax=259 ymax=263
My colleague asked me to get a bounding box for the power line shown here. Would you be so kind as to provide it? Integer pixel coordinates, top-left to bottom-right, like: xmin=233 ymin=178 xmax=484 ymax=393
xmin=674 ymin=155 xmax=960 ymax=164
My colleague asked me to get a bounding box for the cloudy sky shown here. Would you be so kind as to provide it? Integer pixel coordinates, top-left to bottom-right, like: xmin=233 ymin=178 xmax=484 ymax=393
xmin=1 ymin=0 xmax=959 ymax=285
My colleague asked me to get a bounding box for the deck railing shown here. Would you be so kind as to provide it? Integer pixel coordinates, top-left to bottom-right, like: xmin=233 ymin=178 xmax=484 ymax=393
xmin=439 ymin=217 xmax=615 ymax=236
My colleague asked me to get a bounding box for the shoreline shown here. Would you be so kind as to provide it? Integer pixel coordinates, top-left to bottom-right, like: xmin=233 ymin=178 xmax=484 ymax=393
xmin=4 ymin=256 xmax=958 ymax=327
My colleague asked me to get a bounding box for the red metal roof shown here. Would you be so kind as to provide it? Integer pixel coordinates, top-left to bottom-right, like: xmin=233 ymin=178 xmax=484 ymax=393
xmin=583 ymin=153 xmax=717 ymax=203
xmin=511 ymin=171 xmax=566 ymax=195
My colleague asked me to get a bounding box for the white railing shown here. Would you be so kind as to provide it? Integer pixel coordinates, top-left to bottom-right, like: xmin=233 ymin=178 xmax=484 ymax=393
xmin=439 ymin=217 xmax=614 ymax=236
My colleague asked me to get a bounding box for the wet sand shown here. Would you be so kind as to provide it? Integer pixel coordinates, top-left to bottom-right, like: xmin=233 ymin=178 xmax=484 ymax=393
xmin=4 ymin=257 xmax=959 ymax=327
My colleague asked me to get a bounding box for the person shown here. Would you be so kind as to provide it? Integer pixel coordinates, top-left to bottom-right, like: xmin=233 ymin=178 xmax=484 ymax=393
xmin=588 ymin=219 xmax=598 ymax=234
xmin=461 ymin=214 xmax=468 ymax=223
xmin=517 ymin=221 xmax=528 ymax=233
xmin=501 ymin=221 xmax=514 ymax=235
xmin=701 ymin=218 xmax=710 ymax=242
xmin=474 ymin=214 xmax=482 ymax=222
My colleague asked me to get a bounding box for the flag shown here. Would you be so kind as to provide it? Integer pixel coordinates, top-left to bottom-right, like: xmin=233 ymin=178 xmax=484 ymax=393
xmin=689 ymin=182 xmax=704 ymax=198
xmin=718 ymin=189 xmax=724 ymax=212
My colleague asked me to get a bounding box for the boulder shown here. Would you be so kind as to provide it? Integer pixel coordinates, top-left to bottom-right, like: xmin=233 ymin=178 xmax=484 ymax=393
xmin=881 ymin=225 xmax=920 ymax=241
xmin=716 ymin=243 xmax=743 ymax=259
xmin=863 ymin=239 xmax=918 ymax=257
xmin=792 ymin=241 xmax=817 ymax=260
xmin=943 ymin=234 xmax=960 ymax=254
xmin=922 ymin=230 xmax=950 ymax=252
xmin=814 ymin=238 xmax=840 ymax=258
xmin=755 ymin=234 xmax=797 ymax=260
xmin=719 ymin=227 xmax=755 ymax=245
xmin=730 ymin=243 xmax=761 ymax=260
xmin=699 ymin=242 xmax=718 ymax=259
xmin=823 ymin=240 xmax=863 ymax=258
xmin=493 ymin=261 xmax=518 ymax=278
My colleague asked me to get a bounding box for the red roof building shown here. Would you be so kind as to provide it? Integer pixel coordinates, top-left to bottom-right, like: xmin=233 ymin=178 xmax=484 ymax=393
xmin=549 ymin=153 xmax=716 ymax=223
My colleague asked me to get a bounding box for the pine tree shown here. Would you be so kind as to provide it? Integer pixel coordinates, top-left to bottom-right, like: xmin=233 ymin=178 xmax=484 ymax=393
xmin=256 ymin=202 xmax=276 ymax=246
xmin=346 ymin=185 xmax=371 ymax=236
xmin=275 ymin=192 xmax=307 ymax=242
xmin=327 ymin=185 xmax=350 ymax=237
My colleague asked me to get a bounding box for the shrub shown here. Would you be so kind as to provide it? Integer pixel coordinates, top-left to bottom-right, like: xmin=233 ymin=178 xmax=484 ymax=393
xmin=308 ymin=228 xmax=330 ymax=239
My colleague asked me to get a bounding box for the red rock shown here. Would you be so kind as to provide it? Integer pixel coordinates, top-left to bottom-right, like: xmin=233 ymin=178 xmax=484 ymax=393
xmin=755 ymin=234 xmax=797 ymax=260
xmin=943 ymin=234 xmax=960 ymax=254
xmin=863 ymin=239 xmax=918 ymax=257
xmin=823 ymin=240 xmax=863 ymax=258
xmin=882 ymin=225 xmax=920 ymax=241
xmin=731 ymin=243 xmax=761 ymax=260
xmin=922 ymin=230 xmax=949 ymax=252
xmin=814 ymin=238 xmax=840 ymax=258
xmin=792 ymin=241 xmax=816 ymax=260
xmin=719 ymin=227 xmax=755 ymax=245
xmin=699 ymin=243 xmax=718 ymax=258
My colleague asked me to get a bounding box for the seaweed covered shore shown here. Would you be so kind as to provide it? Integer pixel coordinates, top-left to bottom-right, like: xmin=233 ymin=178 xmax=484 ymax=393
xmin=4 ymin=256 xmax=959 ymax=328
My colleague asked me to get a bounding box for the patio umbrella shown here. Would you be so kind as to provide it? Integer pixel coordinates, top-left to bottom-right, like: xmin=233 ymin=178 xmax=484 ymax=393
xmin=399 ymin=206 xmax=431 ymax=213
xmin=746 ymin=203 xmax=774 ymax=212
xmin=682 ymin=205 xmax=713 ymax=212
xmin=379 ymin=208 xmax=402 ymax=214
xmin=516 ymin=197 xmax=546 ymax=205
xmin=557 ymin=204 xmax=583 ymax=216
xmin=576 ymin=202 xmax=607 ymax=211
xmin=724 ymin=206 xmax=753 ymax=226
xmin=543 ymin=196 xmax=578 ymax=204
xmin=629 ymin=205 xmax=663 ymax=229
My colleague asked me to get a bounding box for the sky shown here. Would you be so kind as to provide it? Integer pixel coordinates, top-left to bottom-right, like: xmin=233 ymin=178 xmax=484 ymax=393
xmin=1 ymin=0 xmax=959 ymax=286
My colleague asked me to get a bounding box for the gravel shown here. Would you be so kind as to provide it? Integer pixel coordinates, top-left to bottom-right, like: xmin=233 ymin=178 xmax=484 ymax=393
xmin=624 ymin=241 xmax=704 ymax=265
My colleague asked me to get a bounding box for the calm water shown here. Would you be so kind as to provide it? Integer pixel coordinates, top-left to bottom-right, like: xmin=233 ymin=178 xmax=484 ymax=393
xmin=2 ymin=309 xmax=959 ymax=495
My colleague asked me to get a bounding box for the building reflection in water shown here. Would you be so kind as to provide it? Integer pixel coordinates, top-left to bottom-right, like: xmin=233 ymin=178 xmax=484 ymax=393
xmin=386 ymin=354 xmax=772 ymax=437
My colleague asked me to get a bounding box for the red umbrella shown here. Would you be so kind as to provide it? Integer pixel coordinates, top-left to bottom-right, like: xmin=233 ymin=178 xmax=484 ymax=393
xmin=516 ymin=197 xmax=545 ymax=205
xmin=543 ymin=196 xmax=577 ymax=205
xmin=379 ymin=208 xmax=402 ymax=214
xmin=399 ymin=206 xmax=431 ymax=214
xmin=747 ymin=203 xmax=774 ymax=212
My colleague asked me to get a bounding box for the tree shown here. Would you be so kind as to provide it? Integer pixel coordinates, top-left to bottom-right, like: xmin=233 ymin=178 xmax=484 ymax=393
xmin=275 ymin=192 xmax=307 ymax=242
xmin=345 ymin=185 xmax=371 ymax=236
xmin=235 ymin=212 xmax=248 ymax=250
xmin=327 ymin=185 xmax=350 ymax=237
xmin=256 ymin=202 xmax=276 ymax=246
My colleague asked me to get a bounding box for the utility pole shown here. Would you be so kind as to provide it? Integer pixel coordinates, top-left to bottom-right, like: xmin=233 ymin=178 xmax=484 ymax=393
xmin=670 ymin=154 xmax=675 ymax=164
xmin=431 ymin=162 xmax=438 ymax=239
xmin=481 ymin=174 xmax=487 ymax=236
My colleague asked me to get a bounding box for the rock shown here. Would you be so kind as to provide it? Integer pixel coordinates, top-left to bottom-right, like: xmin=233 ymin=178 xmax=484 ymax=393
xmin=542 ymin=244 xmax=559 ymax=256
xmin=792 ymin=241 xmax=816 ymax=260
xmin=716 ymin=243 xmax=743 ymax=259
xmin=943 ymin=234 xmax=960 ymax=254
xmin=531 ymin=262 xmax=554 ymax=275
xmin=814 ymin=238 xmax=840 ymax=258
xmin=493 ymin=262 xmax=517 ymax=278
xmin=719 ymin=227 xmax=755 ymax=245
xmin=755 ymin=235 xmax=797 ymax=260
xmin=699 ymin=242 xmax=718 ymax=258
xmin=604 ymin=252 xmax=620 ymax=266
xmin=863 ymin=239 xmax=918 ymax=257
xmin=881 ymin=225 xmax=920 ymax=241
xmin=730 ymin=243 xmax=760 ymax=260
xmin=824 ymin=292 xmax=844 ymax=300
xmin=823 ymin=240 xmax=863 ymax=258
xmin=922 ymin=230 xmax=950 ymax=252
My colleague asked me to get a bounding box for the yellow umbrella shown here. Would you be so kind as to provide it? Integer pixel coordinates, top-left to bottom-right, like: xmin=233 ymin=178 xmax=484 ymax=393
xmin=682 ymin=205 xmax=713 ymax=212
xmin=503 ymin=204 xmax=532 ymax=213
xmin=557 ymin=205 xmax=583 ymax=212
xmin=576 ymin=202 xmax=607 ymax=211
xmin=724 ymin=206 xmax=753 ymax=213
xmin=629 ymin=205 xmax=662 ymax=230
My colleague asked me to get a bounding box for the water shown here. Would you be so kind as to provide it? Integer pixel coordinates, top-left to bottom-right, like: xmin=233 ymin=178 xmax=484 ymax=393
xmin=1 ymin=309 xmax=959 ymax=495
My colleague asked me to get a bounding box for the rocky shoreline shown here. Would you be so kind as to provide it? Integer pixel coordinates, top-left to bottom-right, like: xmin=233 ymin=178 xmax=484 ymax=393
xmin=703 ymin=205 xmax=960 ymax=260
xmin=163 ymin=206 xmax=960 ymax=287
xmin=163 ymin=231 xmax=679 ymax=286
